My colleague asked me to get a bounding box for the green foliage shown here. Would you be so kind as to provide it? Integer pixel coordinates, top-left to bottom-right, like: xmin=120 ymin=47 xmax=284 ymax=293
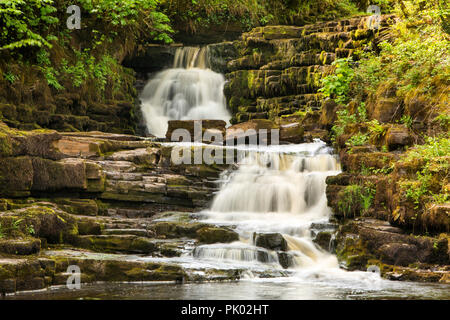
xmin=403 ymin=136 xmax=450 ymax=163
xmin=400 ymin=115 xmax=413 ymax=128
xmin=161 ymin=0 xmax=360 ymax=33
xmin=401 ymin=170 xmax=432 ymax=208
xmin=352 ymin=2 xmax=449 ymax=102
xmin=0 ymin=0 xmax=58 ymax=50
xmin=361 ymin=163 xmax=394 ymax=175
xmin=345 ymin=132 xmax=369 ymax=147
xmin=367 ymin=119 xmax=386 ymax=140
xmin=330 ymin=102 xmax=368 ymax=143
xmin=434 ymin=113 xmax=450 ymax=129
xmin=79 ymin=0 xmax=174 ymax=43
xmin=331 ymin=108 xmax=357 ymax=140
xmin=3 ymin=71 xmax=16 ymax=84
xmin=319 ymin=58 xmax=355 ymax=105
xmin=338 ymin=183 xmax=376 ymax=218
xmin=399 ymin=136 xmax=450 ymax=208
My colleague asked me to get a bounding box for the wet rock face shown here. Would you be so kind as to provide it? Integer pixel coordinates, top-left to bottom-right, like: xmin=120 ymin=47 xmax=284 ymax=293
xmin=383 ymin=125 xmax=415 ymax=151
xmin=0 ymin=239 xmax=41 ymax=255
xmin=253 ymin=232 xmax=288 ymax=252
xmin=277 ymin=252 xmax=295 ymax=269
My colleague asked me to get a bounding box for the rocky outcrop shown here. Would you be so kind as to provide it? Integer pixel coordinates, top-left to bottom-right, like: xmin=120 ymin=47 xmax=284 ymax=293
xmin=334 ymin=218 xmax=449 ymax=282
xmin=253 ymin=232 xmax=288 ymax=251
xmin=208 ymin=15 xmax=395 ymax=128
xmin=166 ymin=120 xmax=227 ymax=143
xmin=0 ymin=122 xmax=240 ymax=293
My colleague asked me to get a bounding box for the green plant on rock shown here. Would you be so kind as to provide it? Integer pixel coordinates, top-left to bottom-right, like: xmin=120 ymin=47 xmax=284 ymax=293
xmin=3 ymin=71 xmax=16 ymax=84
xmin=400 ymin=115 xmax=413 ymax=128
xmin=345 ymin=132 xmax=369 ymax=148
xmin=319 ymin=58 xmax=355 ymax=105
xmin=337 ymin=183 xmax=376 ymax=218
xmin=399 ymin=135 xmax=450 ymax=209
xmin=367 ymin=119 xmax=387 ymax=141
xmin=79 ymin=0 xmax=174 ymax=43
xmin=331 ymin=108 xmax=357 ymax=140
xmin=400 ymin=170 xmax=432 ymax=208
xmin=36 ymin=49 xmax=63 ymax=90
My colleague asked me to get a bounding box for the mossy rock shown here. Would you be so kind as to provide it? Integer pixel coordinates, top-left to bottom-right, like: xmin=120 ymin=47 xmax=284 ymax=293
xmin=196 ymin=226 xmax=239 ymax=244
xmin=7 ymin=204 xmax=79 ymax=244
xmin=150 ymin=221 xmax=209 ymax=239
xmin=55 ymin=199 xmax=99 ymax=216
xmin=73 ymin=235 xmax=156 ymax=254
xmin=0 ymin=156 xmax=33 ymax=197
xmin=0 ymin=238 xmax=41 ymax=255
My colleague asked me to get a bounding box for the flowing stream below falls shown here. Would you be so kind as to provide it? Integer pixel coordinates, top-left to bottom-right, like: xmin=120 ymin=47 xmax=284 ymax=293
xmin=6 ymin=141 xmax=450 ymax=300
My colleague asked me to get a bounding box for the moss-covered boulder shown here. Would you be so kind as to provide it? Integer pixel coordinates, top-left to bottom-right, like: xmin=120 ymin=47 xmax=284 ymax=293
xmin=196 ymin=226 xmax=239 ymax=244
xmin=73 ymin=235 xmax=157 ymax=254
xmin=31 ymin=158 xmax=87 ymax=191
xmin=0 ymin=156 xmax=33 ymax=197
xmin=55 ymin=199 xmax=99 ymax=216
xmin=0 ymin=238 xmax=41 ymax=255
xmin=150 ymin=221 xmax=209 ymax=239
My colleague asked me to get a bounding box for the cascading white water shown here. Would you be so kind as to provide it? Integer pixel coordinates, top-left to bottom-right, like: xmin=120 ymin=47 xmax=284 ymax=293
xmin=195 ymin=141 xmax=342 ymax=270
xmin=140 ymin=46 xmax=231 ymax=137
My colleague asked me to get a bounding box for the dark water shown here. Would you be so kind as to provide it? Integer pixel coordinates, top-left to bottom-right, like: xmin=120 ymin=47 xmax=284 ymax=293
xmin=4 ymin=278 xmax=450 ymax=300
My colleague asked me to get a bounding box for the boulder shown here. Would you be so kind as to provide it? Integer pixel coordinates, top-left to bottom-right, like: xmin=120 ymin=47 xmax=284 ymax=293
xmin=378 ymin=243 xmax=418 ymax=266
xmin=0 ymin=157 xmax=33 ymax=197
xmin=166 ymin=120 xmax=226 ymax=143
xmin=18 ymin=205 xmax=78 ymax=243
xmin=31 ymin=158 xmax=87 ymax=191
xmin=279 ymin=123 xmax=304 ymax=143
xmin=319 ymin=98 xmax=338 ymax=127
xmin=0 ymin=238 xmax=41 ymax=255
xmin=313 ymin=231 xmax=332 ymax=252
xmin=53 ymin=137 xmax=101 ymax=158
xmin=55 ymin=199 xmax=99 ymax=216
xmin=335 ymin=219 xmax=450 ymax=270
xmin=106 ymin=148 xmax=160 ymax=165
xmin=253 ymin=232 xmax=288 ymax=251
xmin=150 ymin=221 xmax=209 ymax=239
xmin=225 ymin=119 xmax=277 ymax=145
xmin=422 ymin=204 xmax=450 ymax=233
xmin=384 ymin=125 xmax=414 ymax=150
xmin=196 ymin=227 xmax=239 ymax=244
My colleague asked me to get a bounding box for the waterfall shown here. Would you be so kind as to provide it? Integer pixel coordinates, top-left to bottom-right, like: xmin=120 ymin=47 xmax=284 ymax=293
xmin=195 ymin=141 xmax=341 ymax=270
xmin=140 ymin=46 xmax=231 ymax=137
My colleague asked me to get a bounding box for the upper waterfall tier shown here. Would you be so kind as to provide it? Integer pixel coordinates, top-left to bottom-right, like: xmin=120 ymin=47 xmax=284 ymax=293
xmin=140 ymin=46 xmax=231 ymax=137
xmin=173 ymin=46 xmax=208 ymax=69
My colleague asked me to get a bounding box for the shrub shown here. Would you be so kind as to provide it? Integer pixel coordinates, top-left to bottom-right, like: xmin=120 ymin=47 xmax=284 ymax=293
xmin=319 ymin=58 xmax=355 ymax=105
